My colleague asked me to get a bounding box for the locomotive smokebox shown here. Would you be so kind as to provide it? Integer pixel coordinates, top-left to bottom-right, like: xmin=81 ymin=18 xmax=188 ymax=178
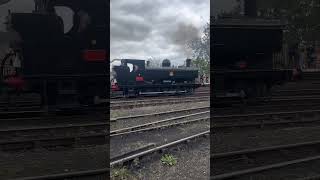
xmin=162 ymin=59 xmax=171 ymax=67
xmin=244 ymin=0 xmax=257 ymax=17
xmin=186 ymin=59 xmax=192 ymax=67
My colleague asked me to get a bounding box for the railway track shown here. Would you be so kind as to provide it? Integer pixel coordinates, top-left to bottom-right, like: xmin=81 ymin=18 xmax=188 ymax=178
xmin=111 ymin=111 xmax=209 ymax=136
xmin=0 ymin=110 xmax=108 ymax=151
xmin=110 ymin=130 xmax=209 ymax=166
xmin=111 ymin=96 xmax=209 ymax=109
xmin=212 ymin=109 xmax=320 ymax=132
xmin=110 ymin=91 xmax=209 ymax=101
xmin=214 ymin=97 xmax=320 ymax=115
xmin=110 ymin=108 xmax=209 ymax=163
xmin=13 ymin=168 xmax=108 ymax=180
xmin=298 ymin=175 xmax=320 ymax=180
xmin=212 ymin=77 xmax=320 ymax=179
xmin=212 ymin=140 xmax=320 ymax=179
xmin=111 ymin=106 xmax=209 ymax=128
xmin=272 ymin=89 xmax=320 ymax=96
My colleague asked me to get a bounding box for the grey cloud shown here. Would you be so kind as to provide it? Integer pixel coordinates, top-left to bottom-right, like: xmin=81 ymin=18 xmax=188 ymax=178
xmin=110 ymin=0 xmax=209 ymax=63
xmin=111 ymin=14 xmax=152 ymax=42
xmin=120 ymin=0 xmax=161 ymax=18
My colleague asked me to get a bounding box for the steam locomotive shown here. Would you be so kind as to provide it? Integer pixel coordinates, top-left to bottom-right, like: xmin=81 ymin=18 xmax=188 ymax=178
xmin=0 ymin=0 xmax=108 ymax=110
xmin=212 ymin=0 xmax=292 ymax=102
xmin=111 ymin=59 xmax=201 ymax=97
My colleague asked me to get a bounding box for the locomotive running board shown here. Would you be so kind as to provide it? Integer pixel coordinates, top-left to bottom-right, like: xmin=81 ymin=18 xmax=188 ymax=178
xmin=139 ymin=91 xmax=187 ymax=95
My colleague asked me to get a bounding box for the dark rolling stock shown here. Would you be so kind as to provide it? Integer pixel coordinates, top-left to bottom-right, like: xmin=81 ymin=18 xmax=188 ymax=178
xmin=111 ymin=59 xmax=201 ymax=97
xmin=0 ymin=0 xmax=108 ymax=110
xmin=212 ymin=0 xmax=293 ymax=101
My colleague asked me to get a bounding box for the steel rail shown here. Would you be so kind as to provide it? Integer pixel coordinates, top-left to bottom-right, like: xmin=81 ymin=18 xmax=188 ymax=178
xmin=111 ymin=106 xmax=209 ymax=122
xmin=111 ymin=116 xmax=209 ymax=137
xmin=212 ymin=140 xmax=320 ymax=179
xmin=111 ymin=111 xmax=209 ymax=135
xmin=110 ymin=130 xmax=209 ymax=166
xmin=12 ymin=168 xmax=109 ymax=180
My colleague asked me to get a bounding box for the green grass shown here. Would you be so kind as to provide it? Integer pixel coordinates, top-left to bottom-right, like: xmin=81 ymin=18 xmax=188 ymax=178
xmin=111 ymin=167 xmax=133 ymax=180
xmin=161 ymin=154 xmax=177 ymax=166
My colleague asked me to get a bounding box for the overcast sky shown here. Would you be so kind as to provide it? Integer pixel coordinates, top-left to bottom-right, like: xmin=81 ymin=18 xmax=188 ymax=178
xmin=0 ymin=0 xmax=238 ymax=64
xmin=0 ymin=0 xmax=34 ymax=30
xmin=110 ymin=0 xmax=209 ymax=65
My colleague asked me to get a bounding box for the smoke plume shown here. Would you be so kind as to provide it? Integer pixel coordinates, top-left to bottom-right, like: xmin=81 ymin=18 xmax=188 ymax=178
xmin=170 ymin=22 xmax=200 ymax=58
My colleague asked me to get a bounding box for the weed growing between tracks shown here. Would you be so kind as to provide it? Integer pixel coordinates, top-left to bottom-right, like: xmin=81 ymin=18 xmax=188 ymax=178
xmin=111 ymin=167 xmax=137 ymax=180
xmin=161 ymin=154 xmax=177 ymax=166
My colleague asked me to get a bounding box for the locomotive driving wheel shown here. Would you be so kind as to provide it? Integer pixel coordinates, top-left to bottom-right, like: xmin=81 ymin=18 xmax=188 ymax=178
xmin=0 ymin=51 xmax=23 ymax=107
xmin=0 ymin=51 xmax=17 ymax=81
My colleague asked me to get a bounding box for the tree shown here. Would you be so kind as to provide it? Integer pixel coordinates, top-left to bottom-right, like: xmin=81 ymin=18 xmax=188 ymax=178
xmin=256 ymin=0 xmax=320 ymax=46
xmin=188 ymin=22 xmax=210 ymax=77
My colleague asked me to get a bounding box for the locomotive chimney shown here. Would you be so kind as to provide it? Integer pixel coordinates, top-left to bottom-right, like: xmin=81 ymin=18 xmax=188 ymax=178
xmin=244 ymin=0 xmax=257 ymax=17
xmin=146 ymin=60 xmax=150 ymax=67
xmin=186 ymin=59 xmax=191 ymax=67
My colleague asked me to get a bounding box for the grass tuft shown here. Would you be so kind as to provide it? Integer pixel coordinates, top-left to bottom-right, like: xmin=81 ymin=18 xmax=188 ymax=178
xmin=111 ymin=167 xmax=132 ymax=180
xmin=161 ymin=154 xmax=177 ymax=166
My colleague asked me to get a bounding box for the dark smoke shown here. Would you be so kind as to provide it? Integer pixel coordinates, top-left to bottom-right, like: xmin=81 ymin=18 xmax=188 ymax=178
xmin=170 ymin=22 xmax=200 ymax=57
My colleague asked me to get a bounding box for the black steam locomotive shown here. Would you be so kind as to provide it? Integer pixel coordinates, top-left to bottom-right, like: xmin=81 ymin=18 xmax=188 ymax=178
xmin=0 ymin=0 xmax=108 ymax=110
xmin=111 ymin=59 xmax=201 ymax=97
xmin=212 ymin=0 xmax=292 ymax=101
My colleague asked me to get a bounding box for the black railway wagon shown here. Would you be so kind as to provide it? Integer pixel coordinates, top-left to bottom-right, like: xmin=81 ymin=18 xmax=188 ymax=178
xmin=212 ymin=0 xmax=292 ymax=100
xmin=0 ymin=0 xmax=108 ymax=109
xmin=111 ymin=59 xmax=200 ymax=97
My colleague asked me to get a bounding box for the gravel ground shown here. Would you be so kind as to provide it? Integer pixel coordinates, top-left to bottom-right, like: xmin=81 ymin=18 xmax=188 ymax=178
xmin=212 ymin=125 xmax=320 ymax=153
xmin=110 ymin=119 xmax=209 ymax=158
xmin=111 ymin=101 xmax=209 ymax=119
xmin=0 ymin=145 xmax=107 ymax=179
xmin=236 ymin=160 xmax=320 ymax=180
xmin=111 ymin=107 xmax=209 ymax=130
xmin=212 ymin=125 xmax=320 ymax=179
xmin=110 ymin=98 xmax=210 ymax=179
xmin=111 ymin=136 xmax=210 ymax=180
